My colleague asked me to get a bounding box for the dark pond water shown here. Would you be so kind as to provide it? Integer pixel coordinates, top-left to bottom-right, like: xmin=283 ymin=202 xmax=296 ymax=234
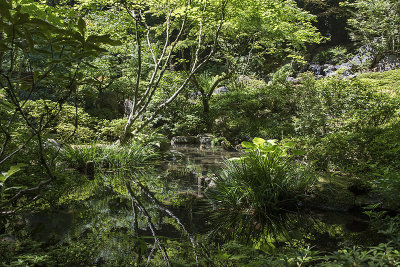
xmin=7 ymin=145 xmax=382 ymax=264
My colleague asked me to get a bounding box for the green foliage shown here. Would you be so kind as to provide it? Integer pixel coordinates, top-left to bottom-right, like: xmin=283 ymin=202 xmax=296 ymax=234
xmin=22 ymin=100 xmax=99 ymax=143
xmin=0 ymin=163 xmax=27 ymax=187
xmin=61 ymin=138 xmax=158 ymax=173
xmin=210 ymin=75 xmax=295 ymax=142
xmin=345 ymin=0 xmax=400 ymax=55
xmin=96 ymin=118 xmax=128 ymax=141
xmin=225 ymin=0 xmax=324 ymax=62
xmin=358 ymin=68 xmax=400 ymax=94
xmin=208 ymin=137 xmax=314 ymax=215
xmin=293 ymin=74 xmax=398 ymax=137
xmin=312 ymin=46 xmax=354 ymax=65
xmin=321 ymin=243 xmax=400 ymax=266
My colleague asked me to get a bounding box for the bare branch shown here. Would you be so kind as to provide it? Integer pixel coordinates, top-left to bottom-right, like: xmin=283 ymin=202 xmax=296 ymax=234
xmin=134 ymin=181 xmax=199 ymax=264
xmin=124 ymin=180 xmax=170 ymax=266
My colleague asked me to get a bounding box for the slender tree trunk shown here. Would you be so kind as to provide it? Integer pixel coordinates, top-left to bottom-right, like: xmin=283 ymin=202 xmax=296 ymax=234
xmin=201 ymin=95 xmax=212 ymax=131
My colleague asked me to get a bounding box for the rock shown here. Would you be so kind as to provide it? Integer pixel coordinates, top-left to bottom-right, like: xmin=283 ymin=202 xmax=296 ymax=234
xmin=351 ymin=45 xmax=375 ymax=67
xmin=308 ymin=64 xmax=323 ymax=75
xmin=377 ymin=54 xmax=400 ymax=72
xmin=214 ymin=86 xmax=230 ymax=95
xmin=235 ymin=144 xmax=243 ymax=151
xmin=45 ymin=139 xmax=62 ymax=151
xmin=197 ymin=134 xmax=213 ymax=147
xmin=337 ymin=62 xmax=353 ymax=71
xmin=171 ymin=136 xmax=199 ymax=145
xmin=0 ymin=235 xmax=16 ymax=243
xmin=323 ymin=64 xmax=337 ymax=76
xmin=286 ymin=76 xmax=300 ymax=83
xmin=123 ymin=99 xmax=134 ymax=116
xmin=335 ymin=63 xmax=354 ymax=78
xmin=238 ymin=75 xmax=251 ymax=84
xmin=189 ymin=90 xmax=202 ymax=99
xmin=164 ymin=150 xmax=184 ymax=161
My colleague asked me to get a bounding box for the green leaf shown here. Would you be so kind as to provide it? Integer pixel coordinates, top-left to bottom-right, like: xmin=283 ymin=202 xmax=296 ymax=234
xmin=291 ymin=149 xmax=306 ymax=156
xmin=260 ymin=146 xmax=277 ymax=153
xmin=241 ymin=141 xmax=256 ymax=149
xmin=77 ymin=17 xmax=86 ymax=35
xmin=0 ymin=0 xmax=12 ymax=20
xmin=0 ymin=163 xmax=27 ymax=185
xmin=29 ymin=18 xmax=58 ymax=32
xmin=23 ymin=27 xmax=34 ymax=52
xmin=252 ymin=137 xmax=266 ymax=146
xmin=283 ymin=141 xmax=296 ymax=148
xmin=0 ymin=174 xmax=5 ymax=183
xmin=14 ymin=12 xmax=30 ymax=26
xmin=267 ymin=139 xmax=278 ymax=146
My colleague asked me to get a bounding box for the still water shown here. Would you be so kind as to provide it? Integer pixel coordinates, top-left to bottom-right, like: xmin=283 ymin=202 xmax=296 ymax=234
xmin=13 ymin=145 xmax=378 ymax=264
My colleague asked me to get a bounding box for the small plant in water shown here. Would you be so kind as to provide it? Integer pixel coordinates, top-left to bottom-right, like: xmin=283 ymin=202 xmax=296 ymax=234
xmin=207 ymin=138 xmax=315 ymax=239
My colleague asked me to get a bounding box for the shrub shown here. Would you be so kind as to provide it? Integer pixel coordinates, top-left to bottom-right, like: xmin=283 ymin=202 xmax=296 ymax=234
xmin=96 ymin=118 xmax=128 ymax=142
xmin=293 ymin=74 xmax=398 ymax=137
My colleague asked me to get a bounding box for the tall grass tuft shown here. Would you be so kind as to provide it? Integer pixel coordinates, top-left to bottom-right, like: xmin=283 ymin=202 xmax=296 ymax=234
xmin=206 ymin=138 xmax=315 ymax=239
xmin=61 ymin=139 xmax=159 ymax=173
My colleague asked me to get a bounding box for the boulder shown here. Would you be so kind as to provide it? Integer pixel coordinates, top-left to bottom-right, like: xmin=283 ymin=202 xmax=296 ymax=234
xmin=197 ymin=134 xmax=213 ymax=147
xmin=171 ymin=136 xmax=199 ymax=145
xmin=308 ymin=64 xmax=323 ymax=75
xmin=214 ymin=86 xmax=230 ymax=95
xmin=123 ymin=99 xmax=134 ymax=116
xmin=286 ymin=76 xmax=302 ymax=84
xmin=351 ymin=45 xmax=375 ymax=67
xmin=221 ymin=140 xmax=236 ymax=151
xmin=238 ymin=75 xmax=251 ymax=84
xmin=336 ymin=62 xmax=353 ymax=71
xmin=323 ymin=64 xmax=337 ymax=76
xmin=377 ymin=55 xmax=400 ymax=72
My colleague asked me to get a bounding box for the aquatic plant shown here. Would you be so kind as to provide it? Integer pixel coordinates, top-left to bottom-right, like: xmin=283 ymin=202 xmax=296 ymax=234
xmin=61 ymin=140 xmax=158 ymax=172
xmin=210 ymin=138 xmax=313 ymax=210
xmin=206 ymin=138 xmax=315 ymax=239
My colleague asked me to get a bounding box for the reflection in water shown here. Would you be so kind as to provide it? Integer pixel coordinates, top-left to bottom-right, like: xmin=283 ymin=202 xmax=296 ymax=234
xmin=6 ymin=145 xmax=375 ymax=265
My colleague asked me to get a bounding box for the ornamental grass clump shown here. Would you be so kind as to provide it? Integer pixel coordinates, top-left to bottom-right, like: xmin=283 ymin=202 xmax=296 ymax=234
xmin=208 ymin=138 xmax=315 ymax=215
xmin=62 ymin=140 xmax=158 ymax=172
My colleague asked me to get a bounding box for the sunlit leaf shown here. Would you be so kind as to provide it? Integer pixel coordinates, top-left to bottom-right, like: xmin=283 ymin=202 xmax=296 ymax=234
xmin=241 ymin=141 xmax=256 ymax=149
xmin=252 ymin=137 xmax=265 ymax=146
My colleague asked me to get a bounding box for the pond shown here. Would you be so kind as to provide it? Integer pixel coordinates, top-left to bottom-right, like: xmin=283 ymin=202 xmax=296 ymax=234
xmin=3 ymin=145 xmax=383 ymax=265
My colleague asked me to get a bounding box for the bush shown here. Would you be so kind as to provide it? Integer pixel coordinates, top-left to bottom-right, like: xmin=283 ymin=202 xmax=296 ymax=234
xmin=293 ymin=74 xmax=398 ymax=137
xmin=21 ymin=100 xmax=99 ymax=143
xmin=96 ymin=118 xmax=128 ymax=142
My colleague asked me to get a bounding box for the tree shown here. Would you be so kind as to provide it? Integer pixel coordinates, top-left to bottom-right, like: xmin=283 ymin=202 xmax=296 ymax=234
xmin=0 ymin=0 xmax=118 ymax=210
xmin=190 ymin=0 xmax=323 ymax=131
xmin=74 ymin=0 xmax=321 ymax=141
xmin=345 ymin=0 xmax=400 ymax=55
xmin=115 ymin=0 xmax=229 ymax=143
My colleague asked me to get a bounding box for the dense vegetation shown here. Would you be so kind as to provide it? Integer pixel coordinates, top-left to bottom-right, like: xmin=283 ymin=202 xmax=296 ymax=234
xmin=1 ymin=0 xmax=399 ymax=266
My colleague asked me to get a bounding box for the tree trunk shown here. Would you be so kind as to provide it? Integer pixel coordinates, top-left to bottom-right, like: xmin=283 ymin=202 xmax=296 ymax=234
xmin=202 ymin=96 xmax=212 ymax=131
